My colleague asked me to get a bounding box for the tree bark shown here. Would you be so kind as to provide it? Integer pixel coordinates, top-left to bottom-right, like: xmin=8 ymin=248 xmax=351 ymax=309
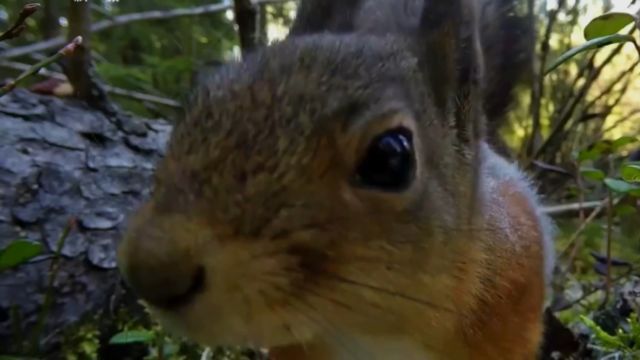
xmin=0 ymin=88 xmax=172 ymax=353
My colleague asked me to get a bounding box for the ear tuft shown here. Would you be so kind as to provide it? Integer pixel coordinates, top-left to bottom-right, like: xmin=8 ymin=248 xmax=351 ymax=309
xmin=289 ymin=0 xmax=363 ymax=35
xmin=417 ymin=0 xmax=486 ymax=148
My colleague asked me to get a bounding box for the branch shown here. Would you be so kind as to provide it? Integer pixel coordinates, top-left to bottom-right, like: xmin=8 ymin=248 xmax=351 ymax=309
xmin=602 ymin=108 xmax=640 ymax=133
xmin=526 ymin=0 xmax=566 ymax=157
xmin=568 ymin=60 xmax=639 ymax=137
xmin=0 ymin=37 xmax=82 ymax=97
xmin=104 ymin=85 xmax=181 ymax=108
xmin=531 ymin=33 xmax=634 ymax=163
xmin=0 ymin=60 xmax=181 ymax=107
xmin=583 ymin=58 xmax=640 ymax=111
xmin=0 ymin=3 xmax=40 ymax=42
xmin=0 ymin=0 xmax=291 ymax=59
xmin=531 ymin=160 xmax=573 ymax=176
xmin=542 ymin=200 xmax=607 ymax=216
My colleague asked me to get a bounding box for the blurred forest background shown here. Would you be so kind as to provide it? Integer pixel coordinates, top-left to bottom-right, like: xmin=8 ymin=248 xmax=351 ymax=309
xmin=0 ymin=0 xmax=640 ymax=359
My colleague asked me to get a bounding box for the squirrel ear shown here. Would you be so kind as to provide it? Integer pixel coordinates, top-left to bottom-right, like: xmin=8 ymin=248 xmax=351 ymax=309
xmin=417 ymin=0 xmax=485 ymax=148
xmin=288 ymin=0 xmax=363 ymax=35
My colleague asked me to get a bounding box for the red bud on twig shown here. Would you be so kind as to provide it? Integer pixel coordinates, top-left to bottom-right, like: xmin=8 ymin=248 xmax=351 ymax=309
xmin=0 ymin=3 xmax=41 ymax=42
xmin=59 ymin=36 xmax=83 ymax=57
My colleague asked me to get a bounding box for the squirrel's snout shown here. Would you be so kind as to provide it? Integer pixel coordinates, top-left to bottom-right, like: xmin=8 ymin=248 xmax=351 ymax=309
xmin=122 ymin=256 xmax=206 ymax=310
xmin=118 ymin=211 xmax=207 ymax=310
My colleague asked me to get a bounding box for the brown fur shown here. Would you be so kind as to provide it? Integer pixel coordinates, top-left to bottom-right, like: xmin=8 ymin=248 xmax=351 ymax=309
xmin=118 ymin=1 xmax=552 ymax=359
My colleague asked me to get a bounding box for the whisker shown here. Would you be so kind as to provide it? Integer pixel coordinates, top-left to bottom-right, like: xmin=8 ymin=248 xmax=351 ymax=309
xmin=285 ymin=295 xmax=370 ymax=360
xmin=314 ymin=271 xmax=457 ymax=314
xmin=259 ymin=271 xmax=449 ymax=357
xmin=257 ymin=288 xmax=309 ymax=353
xmin=259 ymin=271 xmax=394 ymax=325
xmin=257 ymin=260 xmax=459 ymax=315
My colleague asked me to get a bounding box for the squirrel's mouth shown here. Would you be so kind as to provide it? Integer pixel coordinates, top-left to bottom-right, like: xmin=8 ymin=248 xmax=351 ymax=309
xmin=154 ymin=265 xmax=207 ymax=310
xmin=148 ymin=292 xmax=314 ymax=350
xmin=133 ymin=246 xmax=320 ymax=349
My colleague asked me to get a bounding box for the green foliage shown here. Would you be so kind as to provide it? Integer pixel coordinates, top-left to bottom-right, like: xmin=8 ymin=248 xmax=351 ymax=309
xmin=621 ymin=163 xmax=640 ymax=183
xmin=612 ymin=136 xmax=639 ymax=151
xmin=3 ymin=1 xmax=640 ymax=359
xmin=546 ymin=10 xmax=639 ymax=75
xmin=89 ymin=0 xmax=238 ymax=118
xmin=546 ymin=33 xmax=637 ymax=74
xmin=584 ymin=12 xmax=637 ymax=41
xmin=575 ymin=136 xmax=640 ymax=196
xmin=581 ymin=315 xmax=640 ymax=357
xmin=604 ymin=178 xmax=639 ymax=193
xmin=0 ymin=240 xmax=43 ymax=272
xmin=580 ymin=166 xmax=606 ymax=181
xmin=61 ymin=323 xmax=100 ymax=360
xmin=109 ymin=329 xmax=155 ymax=345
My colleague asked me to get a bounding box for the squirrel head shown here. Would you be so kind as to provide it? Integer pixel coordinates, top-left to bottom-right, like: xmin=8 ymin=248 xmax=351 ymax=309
xmin=119 ymin=0 xmax=512 ymax=349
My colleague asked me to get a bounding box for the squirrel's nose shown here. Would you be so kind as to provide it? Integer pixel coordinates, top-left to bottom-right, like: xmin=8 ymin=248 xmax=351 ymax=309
xmin=118 ymin=210 xmax=206 ymax=309
xmin=122 ymin=258 xmax=206 ymax=309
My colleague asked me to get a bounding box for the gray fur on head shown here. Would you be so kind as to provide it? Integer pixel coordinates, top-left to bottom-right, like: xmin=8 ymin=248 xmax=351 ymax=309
xmin=290 ymin=0 xmax=534 ymax=143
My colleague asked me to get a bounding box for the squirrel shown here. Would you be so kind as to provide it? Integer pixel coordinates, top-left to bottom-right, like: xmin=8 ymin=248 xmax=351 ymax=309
xmin=118 ymin=0 xmax=555 ymax=359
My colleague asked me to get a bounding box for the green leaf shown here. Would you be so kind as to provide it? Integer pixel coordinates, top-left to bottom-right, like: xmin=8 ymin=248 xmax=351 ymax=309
xmin=622 ymin=164 xmax=640 ymax=183
xmin=577 ymin=148 xmax=602 ymax=162
xmin=0 ymin=240 xmax=43 ymax=272
xmin=580 ymin=167 xmax=606 ymax=181
xmin=615 ymin=204 xmax=637 ymax=216
xmin=581 ymin=315 xmax=627 ymax=350
xmin=612 ymin=136 xmax=638 ymax=151
xmin=546 ymin=34 xmax=637 ymax=75
xmin=604 ymin=178 xmax=638 ymax=193
xmin=584 ymin=12 xmax=637 ymax=40
xmin=109 ymin=330 xmax=155 ymax=345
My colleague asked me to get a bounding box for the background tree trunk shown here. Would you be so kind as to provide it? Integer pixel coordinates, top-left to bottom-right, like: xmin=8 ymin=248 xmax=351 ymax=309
xmin=66 ymin=0 xmax=92 ymax=100
xmin=40 ymin=0 xmax=61 ymax=39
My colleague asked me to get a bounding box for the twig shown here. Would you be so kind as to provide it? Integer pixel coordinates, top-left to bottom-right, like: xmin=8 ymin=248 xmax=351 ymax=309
xmin=558 ymin=199 xmax=607 ymax=259
xmin=0 ymin=0 xmax=292 ymax=59
xmin=601 ymin=189 xmax=614 ymax=308
xmin=526 ymin=0 xmax=566 ymax=157
xmin=0 ymin=3 xmax=41 ymax=42
xmin=531 ymin=160 xmax=573 ymax=176
xmin=531 ymin=33 xmax=634 ymax=163
xmin=553 ymin=268 xmax=634 ymax=311
xmin=29 ymin=217 xmax=76 ymax=354
xmin=0 ymin=36 xmax=82 ymax=97
xmin=0 ymin=59 xmax=71 ymax=81
xmin=557 ymin=196 xmax=623 ymax=266
xmin=602 ymin=108 xmax=640 ymax=133
xmin=542 ymin=200 xmax=606 ymax=215
xmin=105 ymin=85 xmax=181 ymax=108
xmin=582 ymin=59 xmax=640 ymax=111
xmin=200 ymin=348 xmax=213 ymax=360
xmin=569 ymin=70 xmax=635 ymax=139
xmin=0 ymin=59 xmax=181 ymax=107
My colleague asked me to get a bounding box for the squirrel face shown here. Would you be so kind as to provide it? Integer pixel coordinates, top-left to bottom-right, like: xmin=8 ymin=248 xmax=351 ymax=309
xmin=119 ymin=34 xmax=482 ymax=349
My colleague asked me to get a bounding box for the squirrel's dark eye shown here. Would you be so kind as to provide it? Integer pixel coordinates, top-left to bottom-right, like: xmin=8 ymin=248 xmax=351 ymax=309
xmin=354 ymin=127 xmax=415 ymax=191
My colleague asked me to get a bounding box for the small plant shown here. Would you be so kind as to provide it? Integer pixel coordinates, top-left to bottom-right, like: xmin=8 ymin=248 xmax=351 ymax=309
xmin=0 ymin=218 xmax=75 ymax=357
xmin=0 ymin=3 xmax=83 ymax=98
xmin=581 ymin=314 xmax=640 ymax=358
xmin=547 ymin=10 xmax=640 ymax=74
xmin=0 ymin=240 xmax=43 ymax=273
